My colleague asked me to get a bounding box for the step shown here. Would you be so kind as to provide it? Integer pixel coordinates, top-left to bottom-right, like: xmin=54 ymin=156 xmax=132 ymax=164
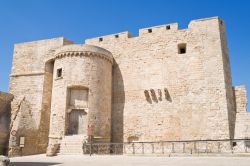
xmin=61 ymin=139 xmax=85 ymax=141
xmin=60 ymin=144 xmax=83 ymax=147
xmin=60 ymin=146 xmax=83 ymax=149
xmin=60 ymin=148 xmax=83 ymax=151
xmin=59 ymin=150 xmax=83 ymax=152
xmin=58 ymin=151 xmax=83 ymax=154
xmin=61 ymin=140 xmax=85 ymax=143
xmin=64 ymin=135 xmax=87 ymax=139
xmin=57 ymin=152 xmax=83 ymax=155
xmin=58 ymin=135 xmax=87 ymax=155
xmin=60 ymin=142 xmax=84 ymax=144
xmin=60 ymin=143 xmax=84 ymax=145
xmin=59 ymin=148 xmax=83 ymax=151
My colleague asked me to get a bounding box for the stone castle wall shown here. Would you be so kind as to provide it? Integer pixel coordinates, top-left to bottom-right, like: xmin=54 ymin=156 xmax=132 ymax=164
xmin=219 ymin=20 xmax=237 ymax=140
xmin=47 ymin=45 xmax=113 ymax=153
xmin=86 ymin=17 xmax=235 ymax=142
xmin=234 ymin=86 xmax=249 ymax=139
xmin=9 ymin=38 xmax=74 ymax=156
xmin=7 ymin=17 xmax=248 ymax=156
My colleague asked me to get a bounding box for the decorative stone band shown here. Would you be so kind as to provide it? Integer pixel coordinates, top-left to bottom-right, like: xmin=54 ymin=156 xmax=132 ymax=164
xmin=10 ymin=72 xmax=45 ymax=77
xmin=54 ymin=44 xmax=113 ymax=64
xmin=55 ymin=51 xmax=113 ymax=64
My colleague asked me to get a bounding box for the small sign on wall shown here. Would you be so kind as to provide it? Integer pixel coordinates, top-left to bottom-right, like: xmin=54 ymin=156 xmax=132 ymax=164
xmin=9 ymin=136 xmax=17 ymax=147
xmin=20 ymin=137 xmax=25 ymax=148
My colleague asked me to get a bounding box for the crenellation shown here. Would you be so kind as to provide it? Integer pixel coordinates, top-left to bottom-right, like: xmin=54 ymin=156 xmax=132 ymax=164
xmin=85 ymin=31 xmax=133 ymax=44
xmin=139 ymin=23 xmax=179 ymax=36
xmin=86 ymin=17 xmax=224 ymax=46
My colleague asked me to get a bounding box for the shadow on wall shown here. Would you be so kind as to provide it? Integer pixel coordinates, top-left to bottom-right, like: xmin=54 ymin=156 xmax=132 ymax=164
xmin=9 ymin=99 xmax=39 ymax=156
xmin=246 ymin=141 xmax=250 ymax=148
xmin=229 ymin=87 xmax=237 ymax=141
xmin=111 ymin=60 xmax=125 ymax=143
xmin=36 ymin=60 xmax=54 ymax=153
xmin=0 ymin=100 xmax=12 ymax=155
xmin=10 ymin=162 xmax=61 ymax=166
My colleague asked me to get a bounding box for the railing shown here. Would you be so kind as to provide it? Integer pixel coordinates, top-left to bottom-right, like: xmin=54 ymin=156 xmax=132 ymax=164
xmin=83 ymin=139 xmax=250 ymax=155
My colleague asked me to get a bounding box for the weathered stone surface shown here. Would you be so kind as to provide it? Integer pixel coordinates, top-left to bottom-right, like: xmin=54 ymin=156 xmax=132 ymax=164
xmin=234 ymin=86 xmax=250 ymax=139
xmin=7 ymin=16 xmax=248 ymax=156
xmin=46 ymin=45 xmax=113 ymax=155
xmin=0 ymin=156 xmax=10 ymax=166
xmin=86 ymin=17 xmax=238 ymax=142
xmin=9 ymin=38 xmax=74 ymax=156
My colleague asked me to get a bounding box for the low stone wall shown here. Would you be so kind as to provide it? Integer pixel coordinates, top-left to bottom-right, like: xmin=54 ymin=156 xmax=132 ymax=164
xmin=234 ymin=86 xmax=250 ymax=139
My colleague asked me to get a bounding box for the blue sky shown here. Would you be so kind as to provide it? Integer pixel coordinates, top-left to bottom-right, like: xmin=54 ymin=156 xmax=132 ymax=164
xmin=0 ymin=0 xmax=249 ymax=111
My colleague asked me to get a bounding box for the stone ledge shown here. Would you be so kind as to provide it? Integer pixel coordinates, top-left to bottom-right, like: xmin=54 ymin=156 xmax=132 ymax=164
xmin=54 ymin=44 xmax=113 ymax=64
xmin=10 ymin=72 xmax=45 ymax=77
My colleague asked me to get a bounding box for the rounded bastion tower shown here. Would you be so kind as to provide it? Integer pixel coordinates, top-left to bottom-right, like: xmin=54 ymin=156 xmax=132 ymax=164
xmin=46 ymin=44 xmax=113 ymax=155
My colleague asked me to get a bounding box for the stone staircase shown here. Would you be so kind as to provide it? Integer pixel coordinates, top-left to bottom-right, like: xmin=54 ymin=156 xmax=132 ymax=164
xmin=58 ymin=135 xmax=87 ymax=155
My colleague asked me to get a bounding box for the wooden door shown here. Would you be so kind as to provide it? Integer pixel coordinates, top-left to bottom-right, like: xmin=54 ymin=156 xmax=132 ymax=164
xmin=68 ymin=109 xmax=87 ymax=135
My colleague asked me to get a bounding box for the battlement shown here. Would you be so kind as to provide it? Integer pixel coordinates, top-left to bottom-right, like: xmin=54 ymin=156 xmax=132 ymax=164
xmin=14 ymin=37 xmax=74 ymax=47
xmin=85 ymin=16 xmax=223 ymax=44
xmin=85 ymin=31 xmax=133 ymax=43
xmin=139 ymin=22 xmax=179 ymax=36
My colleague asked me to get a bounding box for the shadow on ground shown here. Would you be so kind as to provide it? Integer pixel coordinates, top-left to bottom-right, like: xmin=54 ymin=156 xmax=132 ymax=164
xmin=10 ymin=162 xmax=61 ymax=166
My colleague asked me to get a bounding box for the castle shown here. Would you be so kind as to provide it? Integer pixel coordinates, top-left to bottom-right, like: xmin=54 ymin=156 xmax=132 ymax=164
xmin=1 ymin=16 xmax=249 ymax=156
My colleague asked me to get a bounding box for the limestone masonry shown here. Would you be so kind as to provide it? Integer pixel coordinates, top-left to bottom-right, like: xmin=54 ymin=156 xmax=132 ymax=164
xmin=2 ymin=16 xmax=249 ymax=156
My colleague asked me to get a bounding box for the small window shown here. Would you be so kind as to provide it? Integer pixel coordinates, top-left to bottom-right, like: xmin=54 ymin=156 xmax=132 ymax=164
xmin=99 ymin=38 xmax=103 ymax=42
xmin=178 ymin=43 xmax=186 ymax=54
xmin=233 ymin=142 xmax=237 ymax=147
xmin=115 ymin=34 xmax=119 ymax=38
xmin=166 ymin=25 xmax=170 ymax=30
xmin=148 ymin=29 xmax=152 ymax=33
xmin=57 ymin=68 xmax=62 ymax=78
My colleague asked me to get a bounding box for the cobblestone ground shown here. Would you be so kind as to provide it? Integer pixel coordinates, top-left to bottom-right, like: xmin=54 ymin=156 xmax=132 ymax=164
xmin=9 ymin=154 xmax=250 ymax=166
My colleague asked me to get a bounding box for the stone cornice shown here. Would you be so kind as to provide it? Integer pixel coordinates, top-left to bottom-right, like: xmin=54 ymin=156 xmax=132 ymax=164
xmin=10 ymin=72 xmax=45 ymax=77
xmin=55 ymin=51 xmax=113 ymax=64
xmin=53 ymin=44 xmax=113 ymax=64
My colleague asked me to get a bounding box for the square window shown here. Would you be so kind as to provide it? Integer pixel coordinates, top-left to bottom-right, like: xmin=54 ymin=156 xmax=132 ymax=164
xmin=57 ymin=68 xmax=62 ymax=78
xmin=148 ymin=29 xmax=152 ymax=33
xmin=99 ymin=38 xmax=103 ymax=42
xmin=166 ymin=25 xmax=170 ymax=30
xmin=233 ymin=142 xmax=237 ymax=147
xmin=115 ymin=34 xmax=119 ymax=38
xmin=178 ymin=43 xmax=187 ymax=54
xmin=180 ymin=48 xmax=186 ymax=54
